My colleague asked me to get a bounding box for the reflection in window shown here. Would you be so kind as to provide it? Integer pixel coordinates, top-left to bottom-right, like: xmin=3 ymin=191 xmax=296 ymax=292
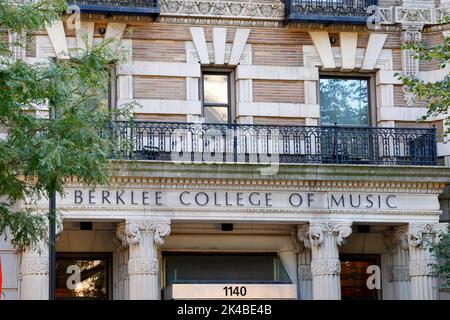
xmin=202 ymin=73 xmax=230 ymax=123
xmin=164 ymin=254 xmax=292 ymax=286
xmin=56 ymin=255 xmax=109 ymax=299
xmin=320 ymin=78 xmax=369 ymax=126
xmin=340 ymin=255 xmax=379 ymax=300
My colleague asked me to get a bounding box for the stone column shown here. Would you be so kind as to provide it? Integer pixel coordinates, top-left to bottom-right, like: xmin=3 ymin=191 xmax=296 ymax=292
xmin=303 ymin=222 xmax=352 ymax=300
xmin=116 ymin=220 xmax=171 ymax=300
xmin=20 ymin=240 xmax=49 ymax=300
xmin=296 ymin=225 xmax=312 ymax=300
xmin=385 ymin=225 xmax=411 ymax=300
xmin=408 ymin=223 xmax=447 ymax=300
xmin=114 ymin=223 xmax=129 ymax=300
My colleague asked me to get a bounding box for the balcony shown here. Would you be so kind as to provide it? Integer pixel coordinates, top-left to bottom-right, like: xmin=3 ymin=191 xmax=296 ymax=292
xmin=113 ymin=122 xmax=438 ymax=166
xmin=285 ymin=0 xmax=378 ymax=25
xmin=68 ymin=0 xmax=160 ymax=16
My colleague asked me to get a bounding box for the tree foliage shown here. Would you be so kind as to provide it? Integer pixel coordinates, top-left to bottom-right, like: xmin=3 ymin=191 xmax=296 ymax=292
xmin=0 ymin=0 xmax=133 ymax=249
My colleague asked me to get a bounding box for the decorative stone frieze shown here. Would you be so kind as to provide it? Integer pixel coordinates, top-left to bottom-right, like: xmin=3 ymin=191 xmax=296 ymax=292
xmin=128 ymin=257 xmax=159 ymax=276
xmin=20 ymin=256 xmax=49 ymax=276
xmin=310 ymin=259 xmax=341 ymax=276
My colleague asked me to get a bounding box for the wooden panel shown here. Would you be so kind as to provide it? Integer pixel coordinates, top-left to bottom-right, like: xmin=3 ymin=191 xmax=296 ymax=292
xmin=253 ymin=80 xmax=305 ymax=104
xmin=133 ymin=40 xmax=186 ymax=62
xmin=253 ymin=117 xmax=306 ymax=125
xmin=252 ymin=44 xmax=303 ymax=66
xmin=133 ymin=76 xmax=186 ymax=100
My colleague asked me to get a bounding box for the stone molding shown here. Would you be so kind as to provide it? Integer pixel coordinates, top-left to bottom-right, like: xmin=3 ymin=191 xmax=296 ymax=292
xmin=308 ymin=222 xmax=352 ymax=247
xmin=408 ymin=223 xmax=448 ymax=247
xmin=116 ymin=220 xmax=171 ymax=247
xmin=128 ymin=257 xmax=159 ymax=276
xmin=311 ymin=258 xmax=341 ymax=276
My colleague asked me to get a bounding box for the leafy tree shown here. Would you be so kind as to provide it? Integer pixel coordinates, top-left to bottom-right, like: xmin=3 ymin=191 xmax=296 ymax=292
xmin=396 ymin=17 xmax=450 ymax=136
xmin=0 ymin=0 xmax=132 ymax=250
xmin=428 ymin=230 xmax=450 ymax=290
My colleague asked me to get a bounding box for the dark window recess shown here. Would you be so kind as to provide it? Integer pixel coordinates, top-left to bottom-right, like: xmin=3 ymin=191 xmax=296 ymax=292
xmin=55 ymin=254 xmax=111 ymax=300
xmin=80 ymin=222 xmax=93 ymax=230
xmin=163 ymin=253 xmax=292 ymax=285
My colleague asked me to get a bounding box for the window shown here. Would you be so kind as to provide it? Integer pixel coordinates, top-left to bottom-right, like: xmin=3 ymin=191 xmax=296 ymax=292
xmin=320 ymin=76 xmax=370 ymax=126
xmin=340 ymin=254 xmax=380 ymax=300
xmin=202 ymin=71 xmax=234 ymax=123
xmin=163 ymin=253 xmax=292 ymax=286
xmin=55 ymin=253 xmax=111 ymax=300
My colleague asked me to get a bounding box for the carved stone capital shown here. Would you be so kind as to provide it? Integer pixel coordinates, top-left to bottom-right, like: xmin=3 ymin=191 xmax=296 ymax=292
xmin=309 ymin=222 xmax=352 ymax=247
xmin=408 ymin=223 xmax=448 ymax=248
xmin=297 ymin=224 xmax=311 ymax=249
xmin=128 ymin=257 xmax=159 ymax=276
xmin=392 ymin=266 xmax=411 ymax=282
xmin=115 ymin=220 xmax=171 ymax=247
xmin=311 ymin=259 xmax=341 ymax=276
xmin=401 ymin=24 xmax=423 ymax=44
xmin=385 ymin=225 xmax=409 ymax=252
xmin=21 ymin=257 xmax=49 ymax=276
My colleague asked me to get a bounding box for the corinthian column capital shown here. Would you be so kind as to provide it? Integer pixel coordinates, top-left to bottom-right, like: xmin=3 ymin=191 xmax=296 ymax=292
xmin=309 ymin=222 xmax=352 ymax=247
xmin=385 ymin=225 xmax=409 ymax=252
xmin=297 ymin=224 xmax=311 ymax=249
xmin=115 ymin=220 xmax=171 ymax=247
xmin=408 ymin=223 xmax=448 ymax=248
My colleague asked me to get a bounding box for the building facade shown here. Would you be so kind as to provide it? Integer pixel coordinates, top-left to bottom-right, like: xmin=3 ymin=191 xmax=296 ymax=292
xmin=1 ymin=0 xmax=450 ymax=300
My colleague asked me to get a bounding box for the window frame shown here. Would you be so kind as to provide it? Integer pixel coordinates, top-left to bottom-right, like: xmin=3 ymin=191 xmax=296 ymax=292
xmin=55 ymin=252 xmax=113 ymax=300
xmin=200 ymin=68 xmax=236 ymax=124
xmin=318 ymin=73 xmax=376 ymax=127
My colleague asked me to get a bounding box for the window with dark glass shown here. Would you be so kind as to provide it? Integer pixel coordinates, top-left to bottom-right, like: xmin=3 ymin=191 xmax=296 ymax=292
xmin=340 ymin=254 xmax=380 ymax=300
xmin=55 ymin=253 xmax=111 ymax=300
xmin=319 ymin=77 xmax=370 ymax=126
xmin=202 ymin=72 xmax=232 ymax=123
xmin=163 ymin=253 xmax=292 ymax=286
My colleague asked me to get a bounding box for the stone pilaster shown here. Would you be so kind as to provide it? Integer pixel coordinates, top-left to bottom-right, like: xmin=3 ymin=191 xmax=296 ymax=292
xmin=401 ymin=24 xmax=423 ymax=106
xmin=20 ymin=240 xmax=49 ymax=300
xmin=385 ymin=225 xmax=411 ymax=300
xmin=116 ymin=220 xmax=171 ymax=300
xmin=114 ymin=223 xmax=129 ymax=300
xmin=296 ymin=225 xmax=312 ymax=300
xmin=408 ymin=223 xmax=447 ymax=300
xmin=299 ymin=222 xmax=352 ymax=300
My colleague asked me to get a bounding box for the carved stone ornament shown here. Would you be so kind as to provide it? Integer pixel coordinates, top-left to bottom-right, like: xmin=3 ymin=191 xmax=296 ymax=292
xmin=401 ymin=24 xmax=423 ymax=44
xmin=409 ymin=260 xmax=436 ymax=277
xmin=21 ymin=257 xmax=49 ymax=275
xmin=115 ymin=220 xmax=171 ymax=247
xmin=392 ymin=266 xmax=411 ymax=282
xmin=311 ymin=259 xmax=341 ymax=276
xmin=385 ymin=225 xmax=409 ymax=252
xmin=408 ymin=223 xmax=448 ymax=248
xmin=297 ymin=224 xmax=311 ymax=249
xmin=308 ymin=222 xmax=352 ymax=247
xmin=128 ymin=257 xmax=159 ymax=276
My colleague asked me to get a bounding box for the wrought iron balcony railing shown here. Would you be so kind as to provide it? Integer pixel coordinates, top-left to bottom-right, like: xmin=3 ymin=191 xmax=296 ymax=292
xmin=69 ymin=0 xmax=160 ymax=16
xmin=285 ymin=0 xmax=378 ymax=24
xmin=113 ymin=122 xmax=438 ymax=166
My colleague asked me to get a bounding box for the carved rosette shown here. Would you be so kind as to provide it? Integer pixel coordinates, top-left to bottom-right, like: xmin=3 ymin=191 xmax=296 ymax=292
xmin=308 ymin=222 xmax=352 ymax=247
xmin=298 ymin=265 xmax=312 ymax=281
xmin=408 ymin=223 xmax=448 ymax=248
xmin=409 ymin=260 xmax=435 ymax=277
xmin=311 ymin=259 xmax=341 ymax=276
xmin=21 ymin=257 xmax=49 ymax=276
xmin=392 ymin=266 xmax=410 ymax=282
xmin=128 ymin=257 xmax=159 ymax=276
xmin=115 ymin=220 xmax=171 ymax=247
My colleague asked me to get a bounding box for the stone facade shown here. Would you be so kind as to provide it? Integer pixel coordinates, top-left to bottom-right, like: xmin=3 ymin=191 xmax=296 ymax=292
xmin=1 ymin=0 xmax=449 ymax=300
